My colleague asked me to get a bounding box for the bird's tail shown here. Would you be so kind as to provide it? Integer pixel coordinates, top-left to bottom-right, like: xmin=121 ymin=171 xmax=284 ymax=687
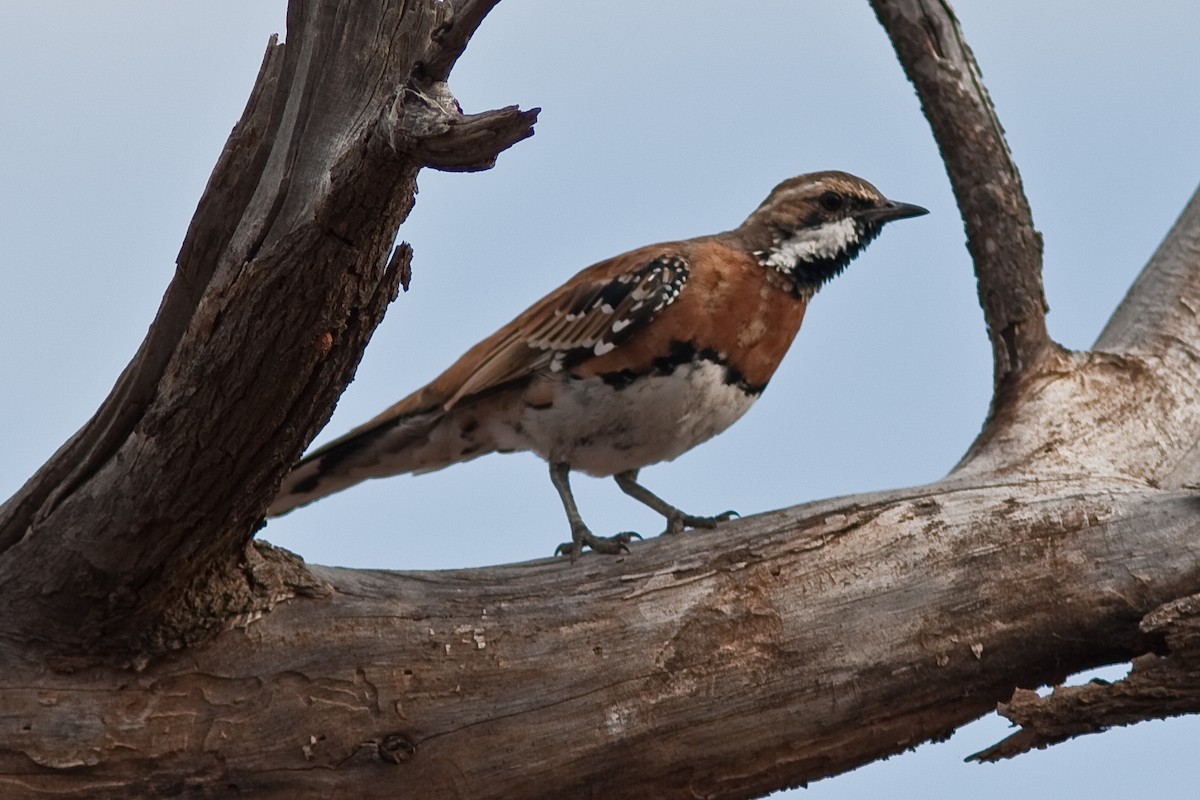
xmin=267 ymin=404 xmax=497 ymax=517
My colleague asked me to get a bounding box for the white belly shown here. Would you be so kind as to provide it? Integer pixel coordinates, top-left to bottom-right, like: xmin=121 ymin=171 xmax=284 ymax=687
xmin=505 ymin=361 xmax=758 ymax=476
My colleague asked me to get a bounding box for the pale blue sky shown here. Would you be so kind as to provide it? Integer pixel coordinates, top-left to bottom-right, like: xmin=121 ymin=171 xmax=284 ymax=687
xmin=3 ymin=2 xmax=1199 ymax=797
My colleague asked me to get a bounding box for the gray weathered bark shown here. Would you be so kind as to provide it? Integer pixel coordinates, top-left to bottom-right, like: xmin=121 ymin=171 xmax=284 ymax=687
xmin=0 ymin=0 xmax=535 ymax=652
xmin=2 ymin=1 xmax=1199 ymax=798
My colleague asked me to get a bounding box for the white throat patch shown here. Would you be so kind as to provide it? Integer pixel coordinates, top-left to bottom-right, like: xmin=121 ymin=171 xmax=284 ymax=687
xmin=762 ymin=217 xmax=860 ymax=273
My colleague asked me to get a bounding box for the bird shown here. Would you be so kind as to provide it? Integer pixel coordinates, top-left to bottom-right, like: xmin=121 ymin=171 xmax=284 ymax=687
xmin=268 ymin=171 xmax=927 ymax=559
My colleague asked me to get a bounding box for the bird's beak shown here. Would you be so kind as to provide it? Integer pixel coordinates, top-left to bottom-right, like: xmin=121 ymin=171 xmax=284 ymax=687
xmin=860 ymin=199 xmax=929 ymax=224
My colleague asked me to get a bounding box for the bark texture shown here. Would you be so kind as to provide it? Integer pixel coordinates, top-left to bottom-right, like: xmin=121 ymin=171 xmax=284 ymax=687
xmin=2 ymin=0 xmax=1199 ymax=798
xmin=0 ymin=0 xmax=535 ymax=652
xmin=871 ymin=0 xmax=1050 ymax=389
xmin=4 ymin=484 xmax=1200 ymax=799
xmin=971 ymin=591 xmax=1200 ymax=762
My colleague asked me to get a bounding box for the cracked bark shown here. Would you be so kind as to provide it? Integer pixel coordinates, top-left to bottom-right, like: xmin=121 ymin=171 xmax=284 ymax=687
xmin=2 ymin=0 xmax=1200 ymax=798
xmin=0 ymin=0 xmax=535 ymax=652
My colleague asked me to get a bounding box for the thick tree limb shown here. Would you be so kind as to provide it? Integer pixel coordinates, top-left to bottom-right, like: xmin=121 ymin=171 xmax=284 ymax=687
xmin=3 ymin=0 xmax=1200 ymax=797
xmin=3 ymin=483 xmax=1199 ymax=798
xmin=0 ymin=0 xmax=535 ymax=652
xmin=950 ymin=192 xmax=1200 ymax=487
xmin=1087 ymin=186 xmax=1200 ymax=492
xmin=0 ymin=39 xmax=289 ymax=556
xmin=871 ymin=0 xmax=1049 ymax=388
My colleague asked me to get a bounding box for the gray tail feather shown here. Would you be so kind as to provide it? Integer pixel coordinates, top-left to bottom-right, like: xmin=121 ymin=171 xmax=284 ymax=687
xmin=267 ymin=407 xmax=495 ymax=517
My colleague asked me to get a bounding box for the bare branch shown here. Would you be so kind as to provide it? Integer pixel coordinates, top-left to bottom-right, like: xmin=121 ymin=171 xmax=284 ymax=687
xmin=1096 ymin=185 xmax=1200 ymax=358
xmin=423 ymin=0 xmax=504 ymax=81
xmin=3 ymin=483 xmax=1198 ymax=797
xmin=3 ymin=2 xmax=1199 ymax=796
xmin=972 ymin=593 xmax=1200 ymax=762
xmin=870 ymin=0 xmax=1050 ymax=388
xmin=947 ymin=345 xmax=1200 ymax=503
xmin=0 ymin=38 xmax=288 ymax=554
xmin=382 ymin=85 xmax=540 ymax=173
xmin=0 ymin=0 xmax=535 ymax=652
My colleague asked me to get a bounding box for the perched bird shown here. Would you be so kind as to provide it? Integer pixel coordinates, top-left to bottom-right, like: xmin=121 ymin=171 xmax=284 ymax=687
xmin=269 ymin=171 xmax=927 ymax=559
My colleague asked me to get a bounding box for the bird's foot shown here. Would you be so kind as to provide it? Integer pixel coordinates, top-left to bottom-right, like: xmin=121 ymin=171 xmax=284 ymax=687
xmin=662 ymin=509 xmax=739 ymax=536
xmin=554 ymin=528 xmax=642 ymax=561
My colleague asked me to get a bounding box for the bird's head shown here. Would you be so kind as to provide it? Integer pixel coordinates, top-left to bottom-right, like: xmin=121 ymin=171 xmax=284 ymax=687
xmin=736 ymin=171 xmax=928 ymax=291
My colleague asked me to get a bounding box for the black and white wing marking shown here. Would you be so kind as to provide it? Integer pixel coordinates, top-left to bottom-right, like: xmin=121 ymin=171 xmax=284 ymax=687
xmin=530 ymin=254 xmax=690 ymax=367
xmin=445 ymin=254 xmax=690 ymax=406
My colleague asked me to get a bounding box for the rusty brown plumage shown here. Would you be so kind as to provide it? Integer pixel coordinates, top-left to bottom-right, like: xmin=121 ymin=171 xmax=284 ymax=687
xmin=269 ymin=171 xmax=927 ymax=559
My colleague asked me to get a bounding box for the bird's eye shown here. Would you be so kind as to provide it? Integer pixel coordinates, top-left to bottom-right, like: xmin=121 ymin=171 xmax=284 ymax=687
xmin=819 ymin=191 xmax=844 ymax=212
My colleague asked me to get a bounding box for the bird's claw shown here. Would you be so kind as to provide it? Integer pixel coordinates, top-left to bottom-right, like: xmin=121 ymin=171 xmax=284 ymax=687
xmin=663 ymin=509 xmax=739 ymax=535
xmin=555 ymin=530 xmax=642 ymax=562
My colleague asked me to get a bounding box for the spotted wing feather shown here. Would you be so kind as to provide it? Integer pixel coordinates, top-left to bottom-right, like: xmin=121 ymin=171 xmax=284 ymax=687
xmin=446 ymin=255 xmax=689 ymax=406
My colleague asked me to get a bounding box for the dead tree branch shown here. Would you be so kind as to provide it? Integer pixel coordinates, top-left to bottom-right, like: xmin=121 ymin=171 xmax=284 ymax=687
xmin=870 ymin=0 xmax=1049 ymax=387
xmin=1097 ymin=185 xmax=1200 ymax=358
xmin=0 ymin=0 xmax=536 ymax=653
xmin=2 ymin=483 xmax=1199 ymax=798
xmin=972 ymin=593 xmax=1200 ymax=762
xmin=1 ymin=0 xmax=1198 ymax=798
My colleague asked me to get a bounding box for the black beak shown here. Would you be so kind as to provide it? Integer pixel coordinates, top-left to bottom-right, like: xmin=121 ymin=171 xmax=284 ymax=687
xmin=860 ymin=199 xmax=929 ymax=224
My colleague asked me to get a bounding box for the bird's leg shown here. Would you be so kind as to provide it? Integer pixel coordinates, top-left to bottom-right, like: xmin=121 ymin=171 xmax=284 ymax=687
xmin=613 ymin=470 xmax=738 ymax=536
xmin=550 ymin=462 xmax=640 ymax=560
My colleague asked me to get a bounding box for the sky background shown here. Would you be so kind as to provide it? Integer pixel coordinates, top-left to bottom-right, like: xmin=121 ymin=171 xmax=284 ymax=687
xmin=2 ymin=1 xmax=1199 ymax=797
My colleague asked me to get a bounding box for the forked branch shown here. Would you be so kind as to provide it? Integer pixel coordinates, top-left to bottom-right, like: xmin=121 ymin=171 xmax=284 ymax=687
xmin=2 ymin=1 xmax=1200 ymax=798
